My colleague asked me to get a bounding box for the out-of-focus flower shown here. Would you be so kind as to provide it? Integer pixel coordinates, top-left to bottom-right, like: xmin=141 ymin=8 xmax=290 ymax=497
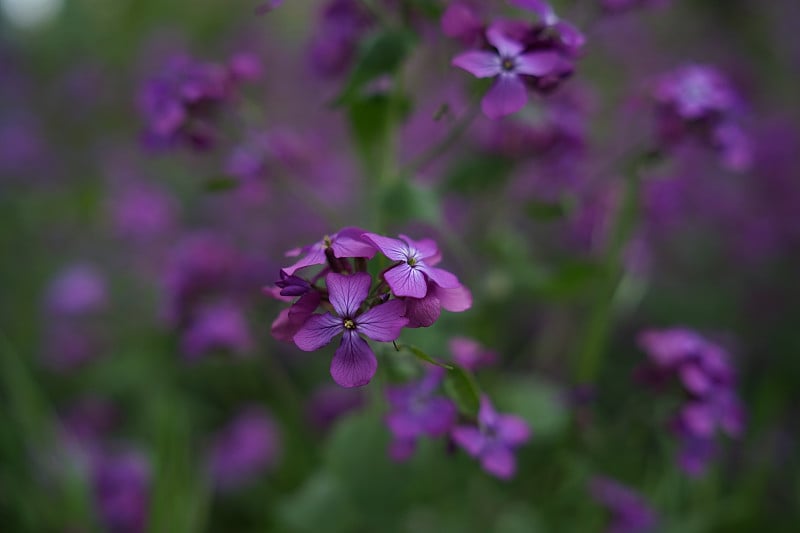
xmin=207 ymin=408 xmax=281 ymax=491
xmin=448 ymin=337 xmax=497 ymax=371
xmin=92 ymin=451 xmax=151 ymax=533
xmin=441 ymin=2 xmax=484 ymax=46
xmin=45 ymin=263 xmax=108 ymax=317
xmin=451 ymin=395 xmax=531 ymax=479
xmin=308 ymin=0 xmax=373 ymax=78
xmin=588 ymin=476 xmax=658 ymax=533
xmin=306 ymin=385 xmax=365 ymax=431
xmin=637 ymin=327 xmax=746 ymax=476
xmin=180 ymin=300 xmax=254 ymax=360
xmin=509 ymin=0 xmax=586 ymax=55
xmin=452 ymin=25 xmax=560 ymax=119
xmin=384 ymin=367 xmax=457 ymax=460
xmin=293 ymin=272 xmax=408 ymax=388
xmin=107 ymin=182 xmax=177 ymax=241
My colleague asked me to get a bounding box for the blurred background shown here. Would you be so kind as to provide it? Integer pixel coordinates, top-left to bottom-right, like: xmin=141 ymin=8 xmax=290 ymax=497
xmin=1 ymin=0 xmax=799 ymax=531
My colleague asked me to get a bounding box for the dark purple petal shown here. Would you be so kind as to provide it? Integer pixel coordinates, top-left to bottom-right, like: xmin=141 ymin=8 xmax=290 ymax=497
xmin=326 ymin=272 xmax=371 ymax=317
xmin=554 ymin=20 xmax=585 ymax=53
xmin=482 ymin=74 xmax=528 ymax=119
xmin=448 ymin=337 xmax=497 ymax=370
xmin=355 ymin=299 xmax=408 ymax=341
xmin=679 ymin=363 xmax=711 ymax=396
xmin=477 ymin=395 xmax=500 ymax=427
xmin=680 ymin=402 xmax=715 ymax=438
xmin=451 ymin=426 xmax=485 ymax=456
xmin=404 ymin=293 xmax=441 ymax=328
xmin=480 ymin=444 xmax=516 ymax=479
xmin=361 ymin=233 xmax=409 ymax=261
xmin=384 ymin=264 xmax=429 ymax=298
xmin=452 ymin=51 xmax=502 ymax=78
xmin=486 ymin=26 xmax=525 ymax=58
xmin=293 ymin=313 xmax=342 ymax=351
xmin=271 ymin=292 xmax=321 ymax=343
xmin=419 ymin=397 xmax=458 ymax=436
xmin=515 ymin=51 xmax=560 ymax=76
xmin=330 ymin=330 xmax=378 ymax=388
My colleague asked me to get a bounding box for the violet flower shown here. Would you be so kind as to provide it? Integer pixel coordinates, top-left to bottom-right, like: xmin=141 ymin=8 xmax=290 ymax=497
xmin=293 ymin=272 xmax=408 ymax=388
xmin=451 ymin=395 xmax=531 ymax=479
xmin=180 ymin=301 xmax=254 ymax=360
xmin=283 ymin=227 xmax=376 ymax=276
xmin=448 ymin=337 xmax=497 ymax=371
xmin=384 ymin=367 xmax=457 ymax=461
xmin=207 ymin=408 xmax=281 ymax=491
xmin=92 ymin=451 xmax=151 ymax=533
xmin=588 ymin=476 xmax=658 ymax=533
xmin=509 ymin=0 xmax=586 ymax=54
xmin=452 ymin=25 xmax=560 ymax=119
xmin=45 ymin=263 xmax=108 ymax=317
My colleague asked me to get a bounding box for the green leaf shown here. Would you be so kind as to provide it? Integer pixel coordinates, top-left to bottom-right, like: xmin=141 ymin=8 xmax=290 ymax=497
xmin=444 ymin=366 xmax=482 ymax=417
xmin=277 ymin=472 xmax=359 ymax=533
xmin=379 ymin=179 xmax=441 ymax=225
xmin=441 ymin=154 xmax=516 ymax=194
xmin=335 ymin=30 xmax=416 ymax=105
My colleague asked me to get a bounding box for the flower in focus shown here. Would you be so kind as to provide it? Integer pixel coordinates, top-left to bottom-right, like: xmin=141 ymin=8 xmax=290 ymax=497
xmin=207 ymin=408 xmax=281 ymax=492
xmin=384 ymin=367 xmax=457 ymax=461
xmin=451 ymin=395 xmax=531 ymax=479
xmin=588 ymin=476 xmax=658 ymax=533
xmin=293 ymin=272 xmax=408 ymax=388
xmin=452 ymin=25 xmax=560 ymax=119
xmin=283 ymin=227 xmax=376 ymax=276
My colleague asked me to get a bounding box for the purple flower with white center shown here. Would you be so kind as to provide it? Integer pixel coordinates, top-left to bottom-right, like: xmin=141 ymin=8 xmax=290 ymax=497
xmin=92 ymin=451 xmax=151 ymax=533
xmin=283 ymin=227 xmax=376 ymax=276
xmin=207 ymin=408 xmax=281 ymax=491
xmin=293 ymin=272 xmax=408 ymax=388
xmin=448 ymin=337 xmax=497 ymax=371
xmin=451 ymin=395 xmax=531 ymax=479
xmin=588 ymin=476 xmax=658 ymax=533
xmin=384 ymin=367 xmax=457 ymax=461
xmin=452 ymin=25 xmax=560 ymax=119
xmin=361 ymin=233 xmax=464 ymax=299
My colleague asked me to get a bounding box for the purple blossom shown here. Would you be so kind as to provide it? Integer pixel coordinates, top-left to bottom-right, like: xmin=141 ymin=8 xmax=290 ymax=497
xmin=509 ymin=0 xmax=586 ymax=54
xmin=293 ymin=273 xmax=408 ymax=388
xmin=361 ymin=233 xmax=463 ymax=299
xmin=451 ymin=395 xmax=531 ymax=479
xmin=403 ymin=280 xmax=473 ymax=328
xmin=441 ymin=2 xmax=484 ymax=46
xmin=448 ymin=337 xmax=497 ymax=371
xmin=384 ymin=367 xmax=457 ymax=460
xmin=180 ymin=301 xmax=254 ymax=360
xmin=45 ymin=263 xmax=108 ymax=317
xmin=452 ymin=25 xmax=560 ymax=119
xmin=207 ymin=408 xmax=281 ymax=491
xmin=306 ymin=385 xmax=365 ymax=432
xmin=92 ymin=451 xmax=151 ymax=533
xmin=283 ymin=227 xmax=376 ymax=276
xmin=107 ymin=182 xmax=177 ymax=241
xmin=271 ymin=291 xmax=322 ymax=343
xmin=308 ymin=0 xmax=373 ymax=78
xmin=588 ymin=476 xmax=658 ymax=533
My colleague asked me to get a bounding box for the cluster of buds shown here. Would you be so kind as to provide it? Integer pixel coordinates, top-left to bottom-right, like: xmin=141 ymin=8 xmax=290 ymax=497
xmin=447 ymin=0 xmax=584 ymax=119
xmin=267 ymin=228 xmax=471 ymax=387
xmin=637 ymin=327 xmax=745 ymax=476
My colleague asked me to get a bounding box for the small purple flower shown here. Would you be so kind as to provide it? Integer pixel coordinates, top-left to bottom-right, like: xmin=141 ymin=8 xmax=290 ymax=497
xmin=283 ymin=227 xmax=376 ymax=276
xmin=509 ymin=0 xmax=586 ymax=54
xmin=384 ymin=367 xmax=457 ymax=461
xmin=403 ymin=280 xmax=474 ymax=328
xmin=293 ymin=273 xmax=408 ymax=388
xmin=451 ymin=395 xmax=531 ymax=479
xmin=452 ymin=25 xmax=560 ymax=119
xmin=448 ymin=337 xmax=497 ymax=371
xmin=275 ymin=270 xmax=312 ymax=297
xmin=441 ymin=2 xmax=484 ymax=45
xmin=180 ymin=301 xmax=254 ymax=360
xmin=92 ymin=451 xmax=151 ymax=533
xmin=588 ymin=476 xmax=658 ymax=533
xmin=308 ymin=0 xmax=374 ymax=78
xmin=207 ymin=408 xmax=281 ymax=491
xmin=107 ymin=182 xmax=177 ymax=241
xmin=45 ymin=263 xmax=108 ymax=317
xmin=361 ymin=233 xmax=463 ymax=299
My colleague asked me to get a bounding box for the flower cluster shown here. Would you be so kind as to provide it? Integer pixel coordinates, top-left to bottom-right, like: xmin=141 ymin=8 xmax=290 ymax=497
xmin=268 ymin=228 xmax=471 ymax=387
xmin=449 ymin=0 xmax=583 ymax=119
xmin=637 ymin=327 xmax=745 ymax=476
xmin=652 ymin=64 xmax=751 ymax=171
xmin=137 ymin=52 xmax=261 ymax=151
xmin=588 ymin=476 xmax=658 ymax=533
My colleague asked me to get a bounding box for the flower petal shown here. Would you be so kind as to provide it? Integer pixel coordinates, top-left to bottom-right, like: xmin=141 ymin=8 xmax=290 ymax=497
xmin=282 ymin=248 xmax=326 ymax=275
xmin=384 ymin=264 xmax=429 ymax=298
xmin=326 ymin=272 xmax=371 ymax=317
xmin=434 ymin=284 xmax=473 ymax=312
xmin=451 ymin=426 xmax=485 ymax=457
xmin=478 ymin=395 xmax=499 ymax=427
xmin=497 ymin=415 xmax=531 ymax=446
xmin=330 ymin=331 xmax=378 ymax=388
xmin=331 ymin=227 xmax=377 ymax=259
xmin=452 ymin=51 xmax=502 ymax=78
xmin=482 ymin=74 xmax=528 ymax=120
xmin=356 ymin=299 xmax=408 ymax=342
xmin=404 ymin=293 xmax=441 ymax=328
xmin=480 ymin=444 xmax=517 ymax=479
xmin=419 ymin=265 xmax=461 ymax=289
xmin=361 ymin=233 xmax=410 ymax=261
xmin=385 ymin=411 xmax=422 ymax=439
xmin=293 ymin=313 xmax=342 ymax=351
xmin=389 ymin=438 xmax=416 ymax=462
xmin=399 ymin=235 xmax=439 ymax=260
xmin=486 ymin=26 xmax=524 ymax=58
xmin=515 ymin=51 xmax=560 ymax=76
xmin=419 ymin=398 xmax=458 ymax=437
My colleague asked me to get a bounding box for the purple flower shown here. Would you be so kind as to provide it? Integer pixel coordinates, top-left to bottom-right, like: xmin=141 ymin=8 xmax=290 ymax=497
xmin=293 ymin=273 xmax=408 ymax=388
xmin=45 ymin=263 xmax=108 ymax=317
xmin=271 ymin=291 xmax=322 ymax=343
xmin=180 ymin=301 xmax=254 ymax=360
xmin=452 ymin=25 xmax=560 ymax=119
xmin=92 ymin=451 xmax=151 ymax=533
xmin=509 ymin=0 xmax=586 ymax=54
xmin=361 ymin=233 xmax=463 ymax=299
xmin=308 ymin=0 xmax=373 ymax=78
xmin=107 ymin=182 xmax=177 ymax=241
xmin=588 ymin=476 xmax=658 ymax=533
xmin=283 ymin=227 xmax=376 ymax=276
xmin=275 ymin=270 xmax=312 ymax=297
xmin=451 ymin=395 xmax=531 ymax=479
xmin=207 ymin=408 xmax=281 ymax=491
xmin=306 ymin=385 xmax=365 ymax=432
xmin=403 ymin=280 xmax=473 ymax=328
xmin=448 ymin=337 xmax=497 ymax=371
xmin=441 ymin=2 xmax=484 ymax=45
xmin=384 ymin=367 xmax=457 ymax=461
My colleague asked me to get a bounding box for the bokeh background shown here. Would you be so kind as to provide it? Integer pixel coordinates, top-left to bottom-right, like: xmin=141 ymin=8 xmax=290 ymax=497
xmin=1 ymin=0 xmax=799 ymax=531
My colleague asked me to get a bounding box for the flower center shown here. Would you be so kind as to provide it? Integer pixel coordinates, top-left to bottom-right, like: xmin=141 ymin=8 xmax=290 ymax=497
xmin=343 ymin=318 xmax=356 ymax=330
xmin=407 ymin=256 xmax=417 ymax=267
xmin=323 ymin=235 xmax=332 ymax=248
xmin=501 ymin=58 xmax=516 ymax=72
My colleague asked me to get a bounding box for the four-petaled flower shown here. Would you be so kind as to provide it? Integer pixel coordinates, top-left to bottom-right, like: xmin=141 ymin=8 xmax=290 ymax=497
xmin=452 ymin=26 xmax=559 ymax=119
xmin=283 ymin=227 xmax=376 ymax=276
xmin=452 ymin=395 xmax=531 ymax=479
xmin=293 ymin=273 xmax=408 ymax=388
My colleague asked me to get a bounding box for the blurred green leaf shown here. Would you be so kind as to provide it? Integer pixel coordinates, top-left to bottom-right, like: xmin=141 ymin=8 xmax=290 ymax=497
xmin=493 ymin=376 xmax=568 ymax=440
xmin=379 ymin=179 xmax=441 ymax=225
xmin=204 ymin=177 xmax=240 ymax=193
xmin=444 ymin=366 xmax=482 ymax=417
xmin=441 ymin=154 xmax=515 ymax=194
xmin=277 ymin=472 xmax=359 ymax=533
xmin=396 ymin=343 xmax=454 ymax=369
xmin=523 ymin=198 xmax=573 ymax=222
